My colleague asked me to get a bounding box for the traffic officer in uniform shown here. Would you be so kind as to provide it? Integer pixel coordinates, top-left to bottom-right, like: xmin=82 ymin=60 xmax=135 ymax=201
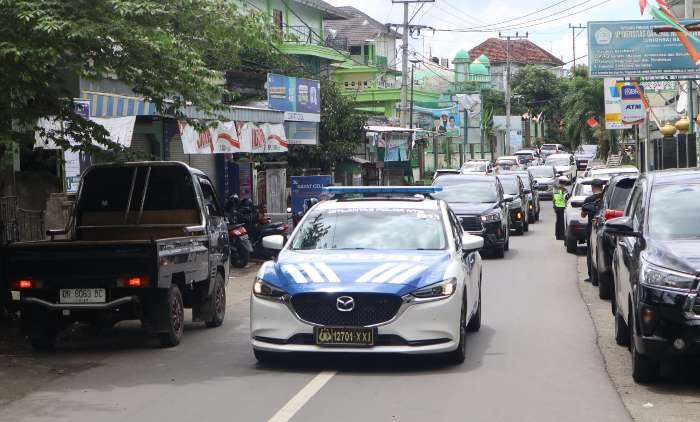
xmin=553 ymin=178 xmax=567 ymax=240
xmin=582 ymin=179 xmax=606 ymax=283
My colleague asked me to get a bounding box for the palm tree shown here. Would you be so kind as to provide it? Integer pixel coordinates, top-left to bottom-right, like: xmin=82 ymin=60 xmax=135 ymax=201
xmin=562 ymin=74 xmax=606 ymax=154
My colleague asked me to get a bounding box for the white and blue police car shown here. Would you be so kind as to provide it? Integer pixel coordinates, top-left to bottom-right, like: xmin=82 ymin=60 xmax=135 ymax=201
xmin=250 ymin=186 xmax=484 ymax=364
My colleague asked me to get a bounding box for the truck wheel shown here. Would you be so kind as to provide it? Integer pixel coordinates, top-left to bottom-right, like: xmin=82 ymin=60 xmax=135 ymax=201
xmin=565 ymin=236 xmax=577 ymax=253
xmin=23 ymin=307 xmax=57 ymax=352
xmin=205 ymin=273 xmax=226 ymax=328
xmin=158 ymin=285 xmax=184 ymax=348
xmin=231 ymin=246 xmax=249 ymax=269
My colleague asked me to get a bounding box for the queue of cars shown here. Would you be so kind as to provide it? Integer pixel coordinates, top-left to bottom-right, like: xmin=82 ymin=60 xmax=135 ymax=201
xmin=575 ymin=165 xmax=700 ymax=384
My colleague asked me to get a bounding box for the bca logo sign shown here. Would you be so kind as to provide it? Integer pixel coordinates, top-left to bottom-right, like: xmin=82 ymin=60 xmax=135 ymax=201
xmin=621 ymin=86 xmax=642 ymax=100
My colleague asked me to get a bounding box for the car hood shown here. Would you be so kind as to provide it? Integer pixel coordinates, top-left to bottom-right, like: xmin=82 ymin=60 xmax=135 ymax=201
xmin=258 ymin=250 xmax=453 ymax=296
xmin=447 ymin=202 xmax=499 ymax=215
xmin=555 ymin=165 xmax=571 ymax=172
xmin=645 ymin=238 xmax=700 ymax=275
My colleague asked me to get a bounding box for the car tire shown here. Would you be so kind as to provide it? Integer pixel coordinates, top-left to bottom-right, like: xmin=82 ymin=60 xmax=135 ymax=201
xmin=253 ymin=348 xmax=280 ymax=364
xmin=614 ymin=310 xmax=629 ymax=346
xmin=504 ymin=234 xmax=510 ymax=251
xmin=493 ymin=245 xmax=505 ymax=259
xmin=630 ymin=311 xmax=661 ymax=383
xmin=466 ymin=283 xmax=481 ymax=333
xmin=523 ymin=220 xmax=529 ymax=232
xmin=205 ymin=273 xmax=226 ymax=328
xmin=528 ymin=212 xmax=535 ymax=224
xmin=565 ymin=236 xmax=577 ymax=253
xmin=158 ymin=285 xmax=185 ymax=348
xmin=514 ymin=224 xmax=524 ymax=236
xmin=535 ymin=210 xmax=540 ymax=221
xmin=598 ymin=272 xmax=612 ymax=300
xmin=445 ymin=298 xmax=467 ymax=365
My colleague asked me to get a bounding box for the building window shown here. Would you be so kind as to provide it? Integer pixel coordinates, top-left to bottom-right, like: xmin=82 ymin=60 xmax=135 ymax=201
xmin=350 ymin=45 xmax=362 ymax=55
xmin=363 ymin=81 xmax=368 ymax=86
xmin=273 ymin=9 xmax=283 ymax=34
xmin=344 ymin=81 xmax=349 ymax=87
xmin=351 ymin=81 xmax=356 ymax=86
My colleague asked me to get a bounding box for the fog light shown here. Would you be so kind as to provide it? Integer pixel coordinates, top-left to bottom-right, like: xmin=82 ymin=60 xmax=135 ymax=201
xmin=517 ymin=212 xmax=522 ymax=220
xmin=673 ymin=338 xmax=686 ymax=350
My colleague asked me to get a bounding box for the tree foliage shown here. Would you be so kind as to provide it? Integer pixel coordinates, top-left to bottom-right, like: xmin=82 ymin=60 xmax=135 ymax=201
xmin=512 ymin=65 xmax=565 ymax=142
xmin=0 ymin=0 xmax=279 ymax=158
xmin=287 ymin=80 xmax=366 ymax=173
xmin=561 ymin=68 xmax=605 ymax=152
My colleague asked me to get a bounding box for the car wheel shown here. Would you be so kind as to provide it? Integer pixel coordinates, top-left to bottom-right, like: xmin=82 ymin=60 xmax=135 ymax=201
xmin=445 ymin=297 xmax=467 ymax=365
xmin=523 ymin=220 xmax=529 ymax=232
xmin=565 ymin=236 xmax=577 ymax=253
xmin=590 ymin=264 xmax=599 ymax=286
xmin=614 ymin=309 xmax=629 ymax=346
xmin=466 ymin=282 xmax=481 ymax=333
xmin=630 ymin=310 xmax=661 ymax=383
xmin=598 ymin=271 xmax=612 ymax=300
xmin=493 ymin=245 xmax=505 ymax=259
xmin=504 ymin=233 xmax=510 ymax=251
xmin=514 ymin=223 xmax=524 ymax=236
xmin=158 ymin=285 xmax=185 ymax=348
xmin=205 ymin=273 xmax=226 ymax=328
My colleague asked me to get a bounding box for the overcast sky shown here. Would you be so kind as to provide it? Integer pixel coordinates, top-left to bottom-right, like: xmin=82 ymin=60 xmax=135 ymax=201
xmin=326 ymin=0 xmax=646 ymax=68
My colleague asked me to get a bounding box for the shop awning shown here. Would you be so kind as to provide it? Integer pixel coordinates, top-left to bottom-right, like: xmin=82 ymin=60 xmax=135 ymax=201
xmin=34 ymin=116 xmax=136 ymax=150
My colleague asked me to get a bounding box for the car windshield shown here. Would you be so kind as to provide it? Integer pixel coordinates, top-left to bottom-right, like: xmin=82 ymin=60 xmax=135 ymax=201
xmin=529 ymin=167 xmax=555 ymax=178
xmin=434 ymin=176 xmax=487 ymax=187
xmin=290 ymin=208 xmax=446 ymax=250
xmin=498 ymin=178 xmax=519 ymax=195
xmin=462 ymin=162 xmax=487 ymax=172
xmin=574 ymin=183 xmax=593 ymax=196
xmin=496 ymin=159 xmax=516 ymax=166
xmin=433 ymin=182 xmax=498 ymax=203
xmin=546 ymin=157 xmax=571 ymax=166
xmin=649 ymin=183 xmax=700 ymax=238
xmin=541 ymin=145 xmax=557 ymax=150
xmin=578 ymin=145 xmax=597 ymax=154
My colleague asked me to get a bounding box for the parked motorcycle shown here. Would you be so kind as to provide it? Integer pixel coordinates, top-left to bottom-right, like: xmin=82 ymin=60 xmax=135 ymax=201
xmin=224 ymin=196 xmax=289 ymax=259
xmin=228 ymin=222 xmax=253 ymax=268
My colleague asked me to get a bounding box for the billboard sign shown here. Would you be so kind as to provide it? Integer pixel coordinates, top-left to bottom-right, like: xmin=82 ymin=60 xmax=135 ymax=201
xmin=604 ymin=79 xmax=633 ymax=130
xmin=178 ymin=121 xmax=288 ymax=154
xmin=589 ymin=20 xmax=700 ymax=77
xmin=290 ymin=175 xmax=332 ymax=217
xmin=267 ymin=73 xmax=321 ymax=122
xmin=620 ymin=85 xmax=646 ymax=125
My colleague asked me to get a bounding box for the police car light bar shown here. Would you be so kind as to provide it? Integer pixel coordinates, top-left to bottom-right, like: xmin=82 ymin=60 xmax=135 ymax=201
xmin=321 ymin=186 xmax=443 ymax=195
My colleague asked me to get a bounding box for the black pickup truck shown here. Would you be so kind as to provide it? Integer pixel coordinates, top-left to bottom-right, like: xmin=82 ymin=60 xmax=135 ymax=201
xmin=1 ymin=162 xmax=229 ymax=350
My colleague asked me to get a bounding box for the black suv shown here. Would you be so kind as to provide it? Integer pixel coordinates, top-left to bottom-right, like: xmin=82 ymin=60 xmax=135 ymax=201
xmin=607 ymin=169 xmax=700 ymax=383
xmin=433 ymin=174 xmax=510 ymax=258
xmin=589 ymin=174 xmax=637 ymax=300
xmin=496 ymin=174 xmax=529 ymax=235
xmin=501 ymin=170 xmax=540 ymax=223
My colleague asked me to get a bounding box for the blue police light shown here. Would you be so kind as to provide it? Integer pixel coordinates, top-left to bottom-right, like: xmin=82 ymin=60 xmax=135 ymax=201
xmin=321 ymin=186 xmax=443 ymax=195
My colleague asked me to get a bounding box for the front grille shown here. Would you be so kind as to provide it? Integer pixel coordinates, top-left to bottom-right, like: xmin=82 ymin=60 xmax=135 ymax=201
xmin=537 ymin=184 xmax=550 ymax=191
xmin=291 ymin=293 xmax=402 ymax=326
xmin=460 ymin=215 xmax=482 ymax=232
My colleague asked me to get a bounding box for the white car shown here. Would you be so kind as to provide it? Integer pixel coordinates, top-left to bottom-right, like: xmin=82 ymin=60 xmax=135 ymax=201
xmin=545 ymin=153 xmax=577 ymax=182
xmin=250 ymin=186 xmax=484 ymax=364
xmin=583 ymin=165 xmax=639 ymax=178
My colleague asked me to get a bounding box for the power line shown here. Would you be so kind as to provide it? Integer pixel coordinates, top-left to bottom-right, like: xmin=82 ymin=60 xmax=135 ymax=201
xmin=439 ymin=0 xmax=486 ymax=26
xmin=451 ymin=0 xmax=573 ymax=30
xmin=432 ymin=0 xmax=610 ymax=33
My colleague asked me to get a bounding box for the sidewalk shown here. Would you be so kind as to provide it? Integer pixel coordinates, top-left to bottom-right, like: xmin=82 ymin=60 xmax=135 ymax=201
xmin=576 ymin=256 xmax=700 ymax=422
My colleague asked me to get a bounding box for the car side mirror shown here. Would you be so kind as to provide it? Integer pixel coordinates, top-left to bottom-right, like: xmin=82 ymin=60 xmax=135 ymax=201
xmin=262 ymin=235 xmax=285 ymax=251
xmin=564 ymin=192 xmax=571 ymax=200
xmin=461 ymin=233 xmax=484 ymax=254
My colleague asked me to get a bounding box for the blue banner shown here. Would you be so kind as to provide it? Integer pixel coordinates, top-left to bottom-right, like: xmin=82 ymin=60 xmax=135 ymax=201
xmin=291 ymin=175 xmax=332 ymax=216
xmin=267 ymin=73 xmax=320 ymax=122
xmin=588 ymin=20 xmax=700 ymax=77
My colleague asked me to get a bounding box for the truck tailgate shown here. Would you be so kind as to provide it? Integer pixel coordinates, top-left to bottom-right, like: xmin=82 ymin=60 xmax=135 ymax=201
xmin=2 ymin=240 xmax=157 ymax=288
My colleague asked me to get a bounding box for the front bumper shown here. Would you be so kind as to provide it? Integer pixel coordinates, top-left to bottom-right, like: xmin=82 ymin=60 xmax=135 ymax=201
xmin=250 ymin=290 xmax=461 ymax=354
xmin=634 ymin=286 xmax=700 ymax=358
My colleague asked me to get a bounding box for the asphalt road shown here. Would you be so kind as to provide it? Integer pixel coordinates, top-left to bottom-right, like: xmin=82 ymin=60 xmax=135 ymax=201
xmin=0 ymin=206 xmax=631 ymax=422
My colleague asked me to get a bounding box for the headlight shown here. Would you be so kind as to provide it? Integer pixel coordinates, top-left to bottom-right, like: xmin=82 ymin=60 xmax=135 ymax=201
xmin=253 ymin=278 xmax=287 ymax=301
xmin=642 ymin=260 xmax=697 ymax=291
xmin=481 ymin=211 xmax=501 ymax=223
xmin=409 ymin=278 xmax=457 ymax=302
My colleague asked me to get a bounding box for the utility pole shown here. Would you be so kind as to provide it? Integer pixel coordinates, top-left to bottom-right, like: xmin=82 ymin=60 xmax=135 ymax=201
xmin=499 ymin=32 xmax=527 ymax=157
xmin=390 ymin=0 xmax=434 ymax=127
xmin=568 ymin=24 xmax=586 ymax=70
xmin=685 ymin=0 xmax=695 ymax=134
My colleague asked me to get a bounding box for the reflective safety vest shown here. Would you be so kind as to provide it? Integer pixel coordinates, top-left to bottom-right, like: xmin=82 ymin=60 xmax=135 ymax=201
xmin=553 ymin=191 xmax=566 ymax=208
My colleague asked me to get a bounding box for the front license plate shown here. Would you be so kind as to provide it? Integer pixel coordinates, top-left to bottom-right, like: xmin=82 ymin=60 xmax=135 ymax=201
xmin=315 ymin=327 xmax=374 ymax=347
xmin=59 ymin=288 xmax=106 ymax=304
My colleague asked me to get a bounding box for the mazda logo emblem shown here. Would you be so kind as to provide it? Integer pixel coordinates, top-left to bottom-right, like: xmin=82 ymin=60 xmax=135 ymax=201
xmin=336 ymin=296 xmax=355 ymax=312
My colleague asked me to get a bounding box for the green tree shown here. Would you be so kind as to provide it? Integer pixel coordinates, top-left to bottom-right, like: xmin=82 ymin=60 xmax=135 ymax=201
xmin=561 ymin=70 xmax=605 ymax=154
xmin=0 ymin=0 xmax=279 ymax=159
xmin=512 ymin=65 xmax=564 ymax=142
xmin=287 ymin=80 xmax=366 ymax=173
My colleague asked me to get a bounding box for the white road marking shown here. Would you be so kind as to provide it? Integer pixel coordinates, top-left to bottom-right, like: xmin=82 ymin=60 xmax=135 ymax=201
xmin=314 ymin=262 xmax=341 ymax=282
xmin=268 ymin=371 xmax=336 ymax=422
xmin=355 ymin=262 xmax=399 ymax=283
xmin=299 ymin=263 xmax=325 ymax=283
xmin=283 ymin=265 xmax=308 ymax=284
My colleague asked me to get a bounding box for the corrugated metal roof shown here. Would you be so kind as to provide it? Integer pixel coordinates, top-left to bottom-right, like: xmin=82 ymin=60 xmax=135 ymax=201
xmin=180 ymin=105 xmax=285 ymax=123
xmin=325 ymin=6 xmax=399 ymax=46
xmin=292 ymin=0 xmax=351 ymax=20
